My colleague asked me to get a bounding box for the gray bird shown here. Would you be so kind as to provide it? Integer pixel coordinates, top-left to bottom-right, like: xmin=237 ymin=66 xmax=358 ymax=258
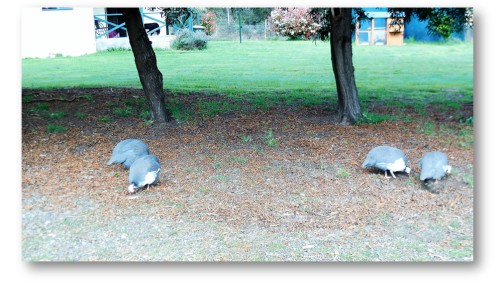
xmin=128 ymin=154 xmax=161 ymax=193
xmin=419 ymin=151 xmax=452 ymax=182
xmin=362 ymin=145 xmax=411 ymax=178
xmin=107 ymin=139 xmax=149 ymax=169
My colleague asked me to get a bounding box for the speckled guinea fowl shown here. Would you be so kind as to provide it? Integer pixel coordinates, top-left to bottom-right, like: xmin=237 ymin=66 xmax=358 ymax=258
xmin=107 ymin=139 xmax=149 ymax=169
xmin=128 ymin=154 xmax=161 ymax=194
xmin=362 ymin=145 xmax=411 ymax=178
xmin=419 ymin=151 xmax=452 ymax=182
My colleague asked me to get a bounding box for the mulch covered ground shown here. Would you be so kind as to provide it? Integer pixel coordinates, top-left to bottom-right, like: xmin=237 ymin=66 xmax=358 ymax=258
xmin=21 ymin=88 xmax=474 ymax=260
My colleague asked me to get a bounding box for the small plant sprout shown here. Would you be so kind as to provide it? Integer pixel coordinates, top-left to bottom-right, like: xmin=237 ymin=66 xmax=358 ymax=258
xmin=241 ymin=135 xmax=253 ymax=143
xmin=47 ymin=124 xmax=66 ymax=133
xmin=262 ymin=129 xmax=278 ymax=147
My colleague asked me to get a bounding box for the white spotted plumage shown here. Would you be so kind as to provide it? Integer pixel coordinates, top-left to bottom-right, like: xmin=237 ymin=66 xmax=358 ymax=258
xmin=107 ymin=139 xmax=149 ymax=169
xmin=419 ymin=151 xmax=451 ymax=181
xmin=128 ymin=154 xmax=161 ymax=193
xmin=362 ymin=146 xmax=411 ymax=178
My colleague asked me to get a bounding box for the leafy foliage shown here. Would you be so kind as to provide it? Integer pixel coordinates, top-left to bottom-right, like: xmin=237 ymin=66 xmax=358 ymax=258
xmin=147 ymin=7 xmax=196 ymax=28
xmin=172 ymin=29 xmax=208 ymax=50
xmin=309 ymin=8 xmax=472 ymax=41
xmin=201 ymin=11 xmax=217 ymax=35
xmin=309 ymin=8 xmax=370 ymax=41
xmin=388 ymin=8 xmax=473 ymax=40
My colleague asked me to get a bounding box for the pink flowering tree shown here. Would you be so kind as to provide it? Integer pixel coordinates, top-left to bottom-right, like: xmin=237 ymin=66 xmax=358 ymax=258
xmin=201 ymin=11 xmax=217 ymax=35
xmin=269 ymin=8 xmax=321 ymax=40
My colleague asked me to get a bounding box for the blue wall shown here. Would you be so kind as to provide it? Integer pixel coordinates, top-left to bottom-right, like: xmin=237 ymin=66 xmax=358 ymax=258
xmin=404 ymin=18 xmax=466 ymax=41
xmin=356 ymin=8 xmax=468 ymax=42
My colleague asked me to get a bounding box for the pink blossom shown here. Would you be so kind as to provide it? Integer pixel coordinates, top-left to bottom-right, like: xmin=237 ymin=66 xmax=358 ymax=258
xmin=201 ymin=11 xmax=217 ymax=35
xmin=269 ymin=7 xmax=321 ymax=40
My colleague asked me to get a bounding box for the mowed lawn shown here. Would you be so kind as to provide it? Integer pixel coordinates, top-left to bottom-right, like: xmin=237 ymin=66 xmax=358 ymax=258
xmin=22 ymin=40 xmax=473 ymax=105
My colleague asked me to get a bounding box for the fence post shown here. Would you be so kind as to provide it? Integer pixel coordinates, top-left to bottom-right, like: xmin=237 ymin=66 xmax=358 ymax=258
xmin=238 ymin=8 xmax=242 ymax=43
xmin=264 ymin=19 xmax=267 ymax=40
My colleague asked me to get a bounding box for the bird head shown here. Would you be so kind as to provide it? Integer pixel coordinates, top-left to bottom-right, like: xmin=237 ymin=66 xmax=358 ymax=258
xmin=128 ymin=183 xmax=138 ymax=194
xmin=404 ymin=167 xmax=411 ymax=174
xmin=444 ymin=165 xmax=452 ymax=174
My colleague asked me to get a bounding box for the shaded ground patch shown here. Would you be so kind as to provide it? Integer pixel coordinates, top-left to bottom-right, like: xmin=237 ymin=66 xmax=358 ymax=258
xmin=22 ymin=88 xmax=473 ymax=261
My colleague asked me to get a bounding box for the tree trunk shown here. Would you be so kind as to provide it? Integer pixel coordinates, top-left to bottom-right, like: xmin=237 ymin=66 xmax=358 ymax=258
xmin=329 ymin=8 xmax=363 ymax=125
xmin=122 ymin=8 xmax=173 ymax=124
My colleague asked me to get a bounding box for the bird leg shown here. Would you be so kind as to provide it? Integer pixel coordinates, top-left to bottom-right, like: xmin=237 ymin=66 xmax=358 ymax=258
xmin=384 ymin=170 xmax=390 ymax=178
xmin=390 ymin=170 xmax=397 ymax=178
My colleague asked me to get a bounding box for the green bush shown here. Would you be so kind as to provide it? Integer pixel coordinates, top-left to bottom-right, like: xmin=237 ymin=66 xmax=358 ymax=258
xmin=172 ymin=29 xmax=208 ymax=50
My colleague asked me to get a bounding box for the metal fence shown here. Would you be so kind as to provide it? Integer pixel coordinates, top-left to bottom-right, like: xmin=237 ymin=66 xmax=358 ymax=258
xmin=209 ymin=21 xmax=282 ymax=41
xmin=94 ymin=12 xmax=283 ymax=42
xmin=94 ymin=10 xmax=168 ymax=39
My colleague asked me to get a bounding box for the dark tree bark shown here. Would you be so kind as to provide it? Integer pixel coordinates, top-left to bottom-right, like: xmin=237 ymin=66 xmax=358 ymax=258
xmin=122 ymin=8 xmax=173 ymax=123
xmin=329 ymin=8 xmax=363 ymax=125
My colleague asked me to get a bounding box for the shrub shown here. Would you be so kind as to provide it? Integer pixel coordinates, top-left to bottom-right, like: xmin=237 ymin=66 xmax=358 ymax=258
xmin=269 ymin=8 xmax=321 ymax=40
xmin=201 ymin=11 xmax=217 ymax=35
xmin=172 ymin=29 xmax=208 ymax=50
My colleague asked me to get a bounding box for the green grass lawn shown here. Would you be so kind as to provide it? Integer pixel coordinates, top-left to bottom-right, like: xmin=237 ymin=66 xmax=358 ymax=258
xmin=22 ymin=40 xmax=473 ymax=106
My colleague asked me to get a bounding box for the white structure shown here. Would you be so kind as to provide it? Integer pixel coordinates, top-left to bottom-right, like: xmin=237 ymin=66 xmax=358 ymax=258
xmin=93 ymin=8 xmax=175 ymax=51
xmin=22 ymin=7 xmax=175 ymax=58
xmin=22 ymin=8 xmax=97 ymax=58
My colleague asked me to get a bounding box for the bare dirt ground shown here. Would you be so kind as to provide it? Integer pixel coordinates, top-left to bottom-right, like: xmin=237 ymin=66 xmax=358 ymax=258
xmin=21 ymin=88 xmax=474 ymax=261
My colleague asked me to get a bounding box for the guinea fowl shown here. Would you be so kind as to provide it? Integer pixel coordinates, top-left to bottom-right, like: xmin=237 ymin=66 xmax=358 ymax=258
xmin=362 ymin=145 xmax=411 ymax=178
xmin=128 ymin=154 xmax=161 ymax=194
xmin=107 ymin=139 xmax=149 ymax=169
xmin=419 ymin=151 xmax=452 ymax=183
